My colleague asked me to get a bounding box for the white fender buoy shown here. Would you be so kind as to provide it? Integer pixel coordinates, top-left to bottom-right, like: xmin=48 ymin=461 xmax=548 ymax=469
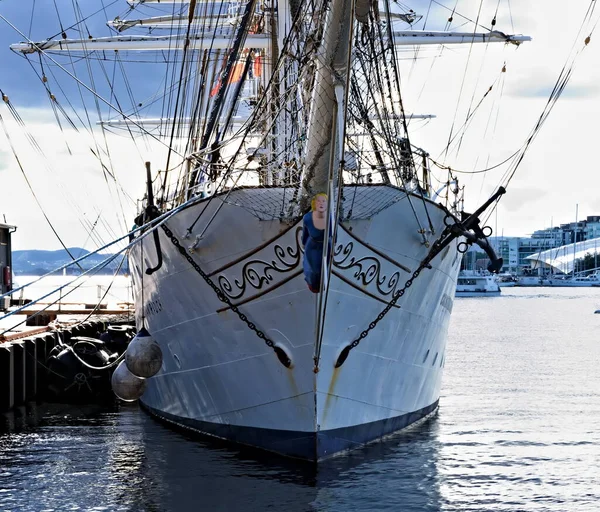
xmin=111 ymin=360 xmax=147 ymax=402
xmin=125 ymin=328 xmax=163 ymax=378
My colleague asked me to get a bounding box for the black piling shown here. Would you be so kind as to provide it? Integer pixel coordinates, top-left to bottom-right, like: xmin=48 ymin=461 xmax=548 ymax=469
xmin=12 ymin=341 xmax=26 ymax=406
xmin=0 ymin=344 xmax=14 ymax=411
xmin=24 ymin=338 xmax=37 ymax=401
xmin=0 ymin=317 xmax=134 ymax=412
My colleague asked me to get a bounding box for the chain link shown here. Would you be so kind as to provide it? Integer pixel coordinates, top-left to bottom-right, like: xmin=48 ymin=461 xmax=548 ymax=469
xmin=346 ymin=226 xmax=452 ymax=352
xmin=161 ymin=224 xmax=276 ymax=350
xmin=163 ymin=221 xmax=452 ymax=368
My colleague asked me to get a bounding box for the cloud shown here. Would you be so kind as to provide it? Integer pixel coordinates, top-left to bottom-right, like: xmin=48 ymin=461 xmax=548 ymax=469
xmin=510 ymin=83 xmax=600 ymax=99
xmin=0 ymin=106 xmax=168 ymax=251
xmin=498 ymin=187 xmax=550 ymax=212
xmin=506 ymin=66 xmax=600 ymax=99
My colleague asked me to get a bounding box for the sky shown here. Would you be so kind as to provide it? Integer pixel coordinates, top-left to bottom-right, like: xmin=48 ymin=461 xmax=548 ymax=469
xmin=0 ymin=0 xmax=599 ymax=251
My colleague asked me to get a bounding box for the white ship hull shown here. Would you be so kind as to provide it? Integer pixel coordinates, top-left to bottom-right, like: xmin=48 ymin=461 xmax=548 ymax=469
xmin=516 ymin=276 xmax=550 ymax=287
xmin=545 ymin=273 xmax=600 ymax=287
xmin=129 ymin=185 xmax=460 ymax=460
xmin=517 ymin=276 xmax=600 ymax=287
xmin=455 ymin=290 xmax=501 ymax=297
xmin=455 ymin=272 xmax=501 ymax=297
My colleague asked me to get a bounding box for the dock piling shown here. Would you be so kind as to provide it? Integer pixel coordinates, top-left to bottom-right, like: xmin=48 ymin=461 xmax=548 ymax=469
xmin=24 ymin=339 xmax=37 ymax=400
xmin=11 ymin=341 xmax=26 ymax=406
xmin=1 ymin=318 xmax=133 ymax=411
xmin=0 ymin=345 xmax=14 ymax=411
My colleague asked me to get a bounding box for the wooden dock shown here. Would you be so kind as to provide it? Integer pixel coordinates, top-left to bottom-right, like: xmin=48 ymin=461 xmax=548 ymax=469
xmin=18 ymin=308 xmax=134 ymax=316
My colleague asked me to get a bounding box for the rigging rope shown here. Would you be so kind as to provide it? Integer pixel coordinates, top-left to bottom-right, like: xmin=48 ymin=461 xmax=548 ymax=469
xmin=0 ymin=13 xmax=186 ymax=158
xmin=0 ymin=95 xmax=85 ymax=272
xmin=498 ymin=2 xmax=599 ymax=192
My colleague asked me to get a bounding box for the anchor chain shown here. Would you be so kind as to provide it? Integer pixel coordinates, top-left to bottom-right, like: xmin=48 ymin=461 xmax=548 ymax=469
xmin=334 ymin=225 xmax=453 ymax=368
xmin=335 ymin=187 xmax=506 ymax=367
xmin=161 ymin=194 xmax=497 ymax=370
xmin=160 ymin=223 xmax=291 ymax=367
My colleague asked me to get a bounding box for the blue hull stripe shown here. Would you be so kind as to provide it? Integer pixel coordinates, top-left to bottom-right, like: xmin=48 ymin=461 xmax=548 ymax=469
xmin=141 ymin=399 xmax=439 ymax=461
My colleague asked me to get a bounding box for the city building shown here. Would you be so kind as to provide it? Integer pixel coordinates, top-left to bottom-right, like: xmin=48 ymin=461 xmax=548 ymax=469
xmin=485 ymin=215 xmax=600 ymax=275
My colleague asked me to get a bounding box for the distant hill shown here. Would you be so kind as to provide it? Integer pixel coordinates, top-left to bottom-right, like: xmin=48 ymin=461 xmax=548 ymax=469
xmin=11 ymin=247 xmax=129 ymax=276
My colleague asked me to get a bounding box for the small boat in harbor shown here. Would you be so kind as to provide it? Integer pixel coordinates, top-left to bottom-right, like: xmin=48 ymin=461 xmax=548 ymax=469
xmin=516 ymin=275 xmax=551 ymax=287
xmin=517 ymin=271 xmax=600 ymax=287
xmin=546 ymin=272 xmax=600 ymax=287
xmin=497 ymin=274 xmax=518 ymax=288
xmin=455 ymin=271 xmax=501 ymax=297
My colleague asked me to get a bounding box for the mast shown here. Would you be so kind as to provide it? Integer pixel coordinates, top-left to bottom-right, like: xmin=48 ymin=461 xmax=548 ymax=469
xmin=10 ymin=29 xmax=530 ymax=54
xmin=108 ymin=13 xmax=238 ymax=32
xmin=187 ymin=0 xmax=259 ymax=194
xmin=7 ymin=2 xmax=533 ymax=209
xmin=301 ymin=0 xmax=354 ymax=202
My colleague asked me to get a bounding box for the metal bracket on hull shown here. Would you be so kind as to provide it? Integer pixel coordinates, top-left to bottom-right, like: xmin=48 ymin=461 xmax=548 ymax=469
xmin=187 ymin=234 xmax=203 ymax=253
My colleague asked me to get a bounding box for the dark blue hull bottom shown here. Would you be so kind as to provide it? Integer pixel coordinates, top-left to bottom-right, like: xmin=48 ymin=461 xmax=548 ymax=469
xmin=141 ymin=399 xmax=439 ymax=461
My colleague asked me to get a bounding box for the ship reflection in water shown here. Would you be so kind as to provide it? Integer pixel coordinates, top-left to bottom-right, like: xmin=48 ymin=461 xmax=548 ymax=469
xmin=0 ymin=403 xmax=442 ymax=511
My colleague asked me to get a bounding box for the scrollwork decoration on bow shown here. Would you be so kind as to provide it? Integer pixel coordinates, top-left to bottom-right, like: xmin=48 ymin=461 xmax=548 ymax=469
xmin=217 ymin=227 xmax=304 ymax=299
xmin=333 ymin=241 xmax=404 ymax=297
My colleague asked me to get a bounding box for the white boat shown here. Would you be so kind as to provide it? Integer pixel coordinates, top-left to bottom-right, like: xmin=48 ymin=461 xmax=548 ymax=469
xmin=516 ymin=275 xmax=550 ymax=287
xmin=8 ymin=1 xmax=530 ymax=460
xmin=517 ymin=271 xmax=600 ymax=287
xmin=496 ymin=274 xmax=517 ymax=288
xmin=498 ymin=279 xmax=516 ymax=288
xmin=456 ymin=271 xmax=501 ymax=297
xmin=546 ymin=272 xmax=600 ymax=287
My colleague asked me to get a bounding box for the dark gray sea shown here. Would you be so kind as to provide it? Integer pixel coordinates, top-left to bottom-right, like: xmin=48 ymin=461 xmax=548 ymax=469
xmin=2 ymin=287 xmax=600 ymax=511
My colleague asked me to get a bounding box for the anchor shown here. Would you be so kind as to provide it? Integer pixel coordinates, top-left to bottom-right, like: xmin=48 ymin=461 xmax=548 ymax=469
xmin=428 ymin=187 xmax=505 ymax=273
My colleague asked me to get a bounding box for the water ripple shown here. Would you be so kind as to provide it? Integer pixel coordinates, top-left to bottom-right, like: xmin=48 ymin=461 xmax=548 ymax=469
xmin=1 ymin=288 xmax=600 ymax=511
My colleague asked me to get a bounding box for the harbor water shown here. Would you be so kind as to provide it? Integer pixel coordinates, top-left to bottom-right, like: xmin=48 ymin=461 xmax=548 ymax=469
xmin=1 ymin=286 xmax=600 ymax=511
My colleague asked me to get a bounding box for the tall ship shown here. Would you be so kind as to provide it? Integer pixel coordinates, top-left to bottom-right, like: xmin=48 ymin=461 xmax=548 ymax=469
xmin=8 ymin=0 xmax=529 ymax=460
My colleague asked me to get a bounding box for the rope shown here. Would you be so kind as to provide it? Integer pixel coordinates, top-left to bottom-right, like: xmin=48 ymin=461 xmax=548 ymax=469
xmin=69 ymin=343 xmax=126 ymax=371
xmin=495 ymin=2 xmax=599 ymax=195
xmin=0 ymin=190 xmax=206 ymax=305
xmin=0 ymin=101 xmax=85 ymax=272
xmin=73 ymin=253 xmax=130 ymax=326
xmin=0 ymin=15 xmax=186 ymax=158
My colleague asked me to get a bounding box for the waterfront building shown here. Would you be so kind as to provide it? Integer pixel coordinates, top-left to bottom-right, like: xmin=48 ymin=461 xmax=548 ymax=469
xmin=488 ymin=215 xmax=600 ymax=275
xmin=525 ymin=237 xmax=600 ymax=275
